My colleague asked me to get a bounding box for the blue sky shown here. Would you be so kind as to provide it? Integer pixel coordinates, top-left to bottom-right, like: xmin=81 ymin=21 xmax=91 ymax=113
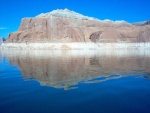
xmin=0 ymin=0 xmax=150 ymax=38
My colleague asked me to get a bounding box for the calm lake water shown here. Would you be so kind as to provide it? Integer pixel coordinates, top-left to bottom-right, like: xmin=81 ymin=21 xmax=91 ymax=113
xmin=0 ymin=49 xmax=150 ymax=113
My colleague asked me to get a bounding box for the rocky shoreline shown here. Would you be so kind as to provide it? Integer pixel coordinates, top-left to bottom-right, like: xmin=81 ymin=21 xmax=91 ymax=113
xmin=1 ymin=43 xmax=150 ymax=49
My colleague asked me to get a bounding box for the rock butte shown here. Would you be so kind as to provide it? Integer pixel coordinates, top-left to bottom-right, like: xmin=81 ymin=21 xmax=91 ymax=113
xmin=3 ymin=9 xmax=150 ymax=49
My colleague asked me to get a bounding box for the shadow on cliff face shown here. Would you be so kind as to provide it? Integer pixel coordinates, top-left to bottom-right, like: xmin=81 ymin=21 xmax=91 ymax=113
xmin=1 ymin=49 xmax=150 ymax=90
xmin=89 ymin=31 xmax=102 ymax=43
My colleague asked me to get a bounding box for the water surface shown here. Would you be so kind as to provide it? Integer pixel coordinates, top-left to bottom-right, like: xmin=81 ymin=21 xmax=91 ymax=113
xmin=0 ymin=49 xmax=150 ymax=113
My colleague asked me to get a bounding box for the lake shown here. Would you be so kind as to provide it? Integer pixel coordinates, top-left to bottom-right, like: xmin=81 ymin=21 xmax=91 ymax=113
xmin=0 ymin=49 xmax=150 ymax=113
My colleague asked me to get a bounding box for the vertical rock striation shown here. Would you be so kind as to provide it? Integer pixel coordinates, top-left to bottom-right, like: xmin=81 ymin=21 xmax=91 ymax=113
xmin=5 ymin=9 xmax=150 ymax=44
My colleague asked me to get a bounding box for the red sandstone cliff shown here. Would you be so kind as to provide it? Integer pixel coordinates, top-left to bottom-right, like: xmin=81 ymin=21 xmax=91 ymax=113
xmin=5 ymin=9 xmax=150 ymax=43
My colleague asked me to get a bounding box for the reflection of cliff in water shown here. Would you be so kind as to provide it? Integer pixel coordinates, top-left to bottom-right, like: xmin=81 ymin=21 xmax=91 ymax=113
xmin=142 ymin=73 xmax=150 ymax=80
xmin=1 ymin=50 xmax=150 ymax=90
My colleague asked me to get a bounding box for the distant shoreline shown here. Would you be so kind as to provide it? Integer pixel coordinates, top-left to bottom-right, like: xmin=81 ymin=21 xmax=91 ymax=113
xmin=1 ymin=43 xmax=150 ymax=49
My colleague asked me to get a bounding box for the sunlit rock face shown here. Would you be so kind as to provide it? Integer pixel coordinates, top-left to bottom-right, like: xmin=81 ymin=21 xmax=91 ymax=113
xmin=1 ymin=50 xmax=150 ymax=90
xmin=5 ymin=9 xmax=150 ymax=43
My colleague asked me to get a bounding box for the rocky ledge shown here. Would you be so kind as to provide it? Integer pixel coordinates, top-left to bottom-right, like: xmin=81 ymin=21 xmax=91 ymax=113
xmin=3 ymin=9 xmax=150 ymax=49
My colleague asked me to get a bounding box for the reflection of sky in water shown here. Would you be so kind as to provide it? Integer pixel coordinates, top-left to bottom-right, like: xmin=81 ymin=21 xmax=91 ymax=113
xmin=1 ymin=49 xmax=150 ymax=90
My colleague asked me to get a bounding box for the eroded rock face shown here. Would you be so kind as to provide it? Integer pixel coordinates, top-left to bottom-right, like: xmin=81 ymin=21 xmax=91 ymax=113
xmin=5 ymin=9 xmax=150 ymax=43
xmin=133 ymin=20 xmax=150 ymax=26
